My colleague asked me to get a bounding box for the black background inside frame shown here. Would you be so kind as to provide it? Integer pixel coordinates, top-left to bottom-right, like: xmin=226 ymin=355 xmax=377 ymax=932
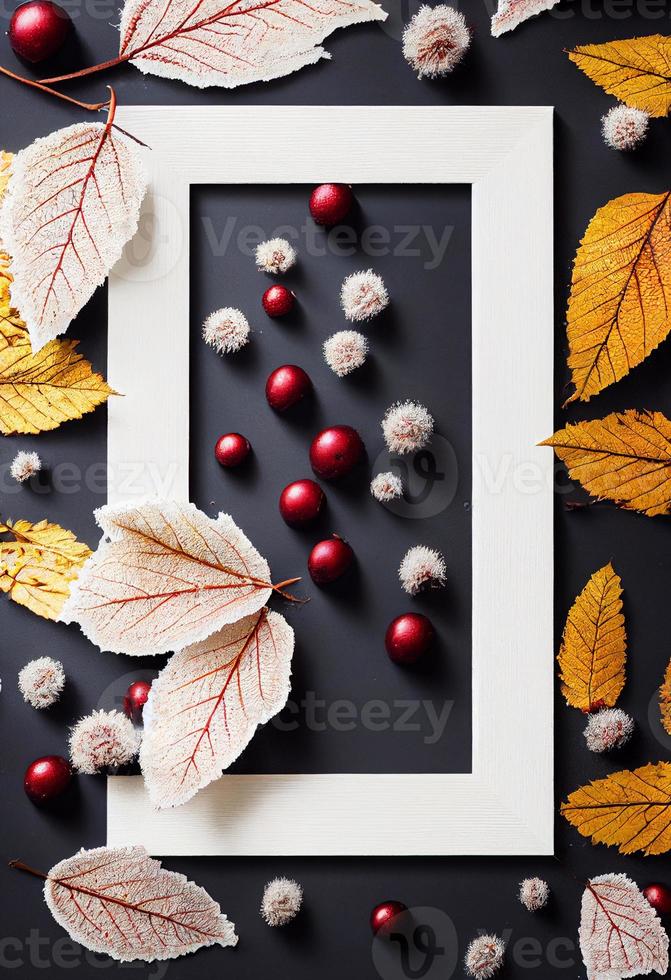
xmin=189 ymin=183 xmax=473 ymax=775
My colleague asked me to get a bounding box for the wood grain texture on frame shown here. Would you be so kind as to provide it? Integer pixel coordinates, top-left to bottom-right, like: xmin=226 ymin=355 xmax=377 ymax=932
xmin=106 ymin=106 xmax=554 ymax=856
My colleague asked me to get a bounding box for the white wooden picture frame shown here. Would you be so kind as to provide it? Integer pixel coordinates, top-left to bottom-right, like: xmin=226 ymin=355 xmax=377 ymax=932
xmin=106 ymin=105 xmax=554 ymax=856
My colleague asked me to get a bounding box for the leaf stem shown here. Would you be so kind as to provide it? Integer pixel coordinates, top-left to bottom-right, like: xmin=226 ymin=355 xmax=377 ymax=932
xmin=9 ymin=860 xmax=48 ymax=881
xmin=0 ymin=64 xmax=109 ymax=112
xmin=40 ymin=54 xmax=131 ymax=85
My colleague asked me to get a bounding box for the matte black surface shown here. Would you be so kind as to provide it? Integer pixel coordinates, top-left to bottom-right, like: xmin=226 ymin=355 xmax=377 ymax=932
xmin=2 ymin=2 xmax=671 ymax=978
xmin=191 ymin=183 xmax=472 ymax=774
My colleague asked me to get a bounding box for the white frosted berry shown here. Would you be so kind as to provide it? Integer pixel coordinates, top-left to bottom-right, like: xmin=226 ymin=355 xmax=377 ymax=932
xmin=323 ymin=330 xmax=368 ymax=377
xmin=465 ymin=934 xmax=505 ymax=979
xmin=69 ymin=710 xmax=141 ymax=774
xmin=202 ymin=307 xmax=250 ymax=354
xmin=382 ymin=401 xmax=434 ymax=454
xmin=371 ymin=471 xmax=403 ymax=503
xmin=519 ymin=877 xmax=550 ymax=911
xmin=403 ymin=4 xmax=471 ymax=79
xmin=340 ymin=270 xmax=389 ymax=322
xmin=399 ymin=545 xmax=446 ymax=595
xmin=584 ymin=708 xmax=634 ymax=753
xmin=261 ymin=877 xmax=303 ymax=927
xmin=10 ymin=450 xmax=41 ymax=483
xmin=602 ymin=105 xmax=649 ymax=151
xmin=18 ymin=657 xmax=65 ymax=709
xmin=255 ymin=238 xmax=297 ymax=274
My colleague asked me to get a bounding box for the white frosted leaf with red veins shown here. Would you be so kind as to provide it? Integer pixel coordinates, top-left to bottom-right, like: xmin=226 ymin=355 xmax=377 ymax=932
xmin=491 ymin=0 xmax=560 ymax=36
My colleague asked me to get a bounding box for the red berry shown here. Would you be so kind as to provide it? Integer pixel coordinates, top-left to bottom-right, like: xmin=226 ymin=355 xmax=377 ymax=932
xmin=123 ymin=680 xmax=152 ymax=722
xmin=214 ymin=432 xmax=251 ymax=467
xmin=308 ymin=535 xmax=354 ymax=585
xmin=309 ymin=425 xmax=364 ymax=479
xmin=9 ymin=0 xmax=70 ymax=62
xmin=266 ymin=364 xmax=312 ymax=412
xmin=644 ymin=884 xmax=671 ymax=918
xmin=309 ymin=183 xmax=354 ymax=226
xmin=262 ymin=284 xmax=295 ymax=317
xmin=385 ymin=613 xmax=434 ymax=665
xmin=370 ymin=900 xmax=408 ymax=935
xmin=279 ymin=479 xmax=325 ymax=527
xmin=24 ymin=755 xmax=72 ymax=805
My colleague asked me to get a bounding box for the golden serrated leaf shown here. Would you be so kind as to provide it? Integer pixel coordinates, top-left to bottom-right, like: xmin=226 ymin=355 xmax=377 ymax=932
xmin=568 ymin=35 xmax=671 ymax=116
xmin=561 ymin=762 xmax=671 ymax=855
xmin=565 ymin=192 xmax=671 ymax=405
xmin=558 ymin=562 xmax=626 ymax=711
xmin=0 ymin=151 xmax=12 ymax=203
xmin=541 ymin=410 xmax=671 ymax=516
xmin=661 ymin=659 xmax=671 ymax=736
xmin=0 ymin=517 xmax=91 ymax=620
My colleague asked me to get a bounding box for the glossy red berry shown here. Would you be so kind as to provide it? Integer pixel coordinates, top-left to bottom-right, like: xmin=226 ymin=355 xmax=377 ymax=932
xmin=266 ymin=365 xmax=312 ymax=412
xmin=385 ymin=613 xmax=434 ymax=665
xmin=123 ymin=680 xmax=152 ymax=722
xmin=309 ymin=425 xmax=364 ymax=479
xmin=308 ymin=535 xmax=354 ymax=585
xmin=9 ymin=0 xmax=70 ymax=62
xmin=643 ymin=883 xmax=671 ymax=918
xmin=24 ymin=755 xmax=72 ymax=805
xmin=214 ymin=432 xmax=251 ymax=467
xmin=262 ymin=284 xmax=295 ymax=317
xmin=309 ymin=184 xmax=354 ymax=225
xmin=370 ymin=900 xmax=408 ymax=935
xmin=279 ymin=479 xmax=325 ymax=527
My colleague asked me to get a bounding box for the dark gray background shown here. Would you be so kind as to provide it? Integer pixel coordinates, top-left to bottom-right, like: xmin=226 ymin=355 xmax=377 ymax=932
xmin=2 ymin=1 xmax=671 ymax=978
xmin=191 ymin=183 xmax=472 ymax=774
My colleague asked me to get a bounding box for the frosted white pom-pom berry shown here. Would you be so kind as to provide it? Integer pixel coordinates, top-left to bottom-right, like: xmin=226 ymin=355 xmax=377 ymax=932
xmin=399 ymin=545 xmax=446 ymax=595
xmin=255 ymin=238 xmax=297 ymax=275
xmin=382 ymin=401 xmax=434 ymax=454
xmin=323 ymin=330 xmax=368 ymax=377
xmin=340 ymin=270 xmax=389 ymax=322
xmin=261 ymin=877 xmax=303 ymax=927
xmin=371 ymin=471 xmax=403 ymax=503
xmin=69 ymin=709 xmax=141 ymax=774
xmin=519 ymin=877 xmax=550 ymax=912
xmin=10 ymin=450 xmax=41 ymax=483
xmin=465 ymin=934 xmax=505 ymax=979
xmin=584 ymin=707 xmax=634 ymax=753
xmin=18 ymin=657 xmax=65 ymax=709
xmin=202 ymin=307 xmax=250 ymax=354
xmin=403 ymin=4 xmax=471 ymax=79
xmin=602 ymin=105 xmax=649 ymax=151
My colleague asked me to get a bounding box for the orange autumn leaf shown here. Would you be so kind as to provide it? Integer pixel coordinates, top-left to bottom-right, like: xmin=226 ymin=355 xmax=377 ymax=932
xmin=564 ymin=192 xmax=671 ymax=404
xmin=660 ymin=658 xmax=671 ymax=736
xmin=558 ymin=562 xmax=626 ymax=712
xmin=541 ymin=410 xmax=671 ymax=516
xmin=567 ymin=36 xmax=671 ymax=117
xmin=561 ymin=762 xmax=671 ymax=856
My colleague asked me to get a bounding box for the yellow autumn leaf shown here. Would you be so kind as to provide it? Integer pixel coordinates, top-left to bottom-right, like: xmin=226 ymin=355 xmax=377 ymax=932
xmin=0 ymin=517 xmax=91 ymax=621
xmin=567 ymin=35 xmax=671 ymax=116
xmin=0 ymin=150 xmax=11 ymax=202
xmin=541 ymin=410 xmax=671 ymax=517
xmin=565 ymin=192 xmax=671 ymax=405
xmin=661 ymin=658 xmax=671 ymax=736
xmin=558 ymin=562 xmax=626 ymax=711
xmin=561 ymin=762 xmax=671 ymax=856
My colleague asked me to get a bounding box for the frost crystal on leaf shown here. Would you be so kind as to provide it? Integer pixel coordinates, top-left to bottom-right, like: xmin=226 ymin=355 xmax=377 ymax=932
xmin=202 ymin=307 xmax=250 ymax=354
xmin=323 ymin=330 xmax=368 ymax=376
xmin=382 ymin=401 xmax=434 ymax=454
xmin=519 ymin=877 xmax=549 ymax=911
xmin=371 ymin=471 xmax=403 ymax=502
xmin=0 ymin=122 xmax=146 ymax=352
xmin=255 ymin=238 xmax=297 ymax=274
xmin=580 ymin=873 xmax=669 ymax=980
xmin=43 ymin=845 xmax=237 ymax=962
xmin=584 ymin=708 xmax=634 ymax=753
xmin=398 ymin=545 xmax=446 ymax=595
xmin=465 ymin=934 xmax=505 ymax=979
xmin=602 ymin=105 xmax=649 ymax=151
xmin=69 ymin=709 xmax=141 ymax=774
xmin=403 ymin=4 xmax=471 ymax=78
xmin=340 ymin=270 xmax=389 ymax=321
xmin=261 ymin=877 xmax=303 ymax=927
xmin=18 ymin=656 xmax=65 ymax=709
xmin=10 ymin=450 xmax=41 ymax=483
xmin=491 ymin=0 xmax=560 ymax=36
